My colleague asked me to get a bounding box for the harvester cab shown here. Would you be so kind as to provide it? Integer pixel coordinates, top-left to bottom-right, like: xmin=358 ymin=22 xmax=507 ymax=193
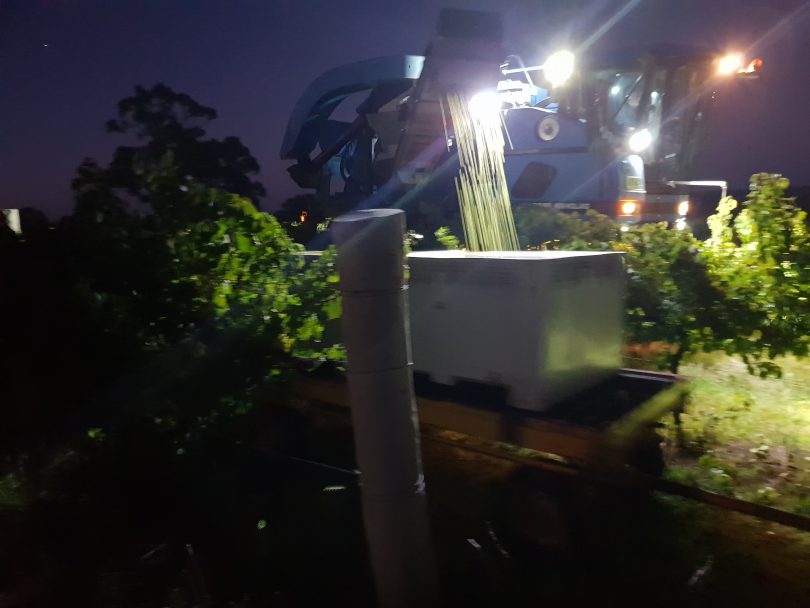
xmin=584 ymin=45 xmax=762 ymax=226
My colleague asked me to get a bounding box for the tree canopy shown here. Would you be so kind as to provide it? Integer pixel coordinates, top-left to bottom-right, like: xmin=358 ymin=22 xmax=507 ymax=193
xmin=73 ymin=83 xmax=266 ymax=207
xmin=1 ymin=87 xmax=339 ymax=463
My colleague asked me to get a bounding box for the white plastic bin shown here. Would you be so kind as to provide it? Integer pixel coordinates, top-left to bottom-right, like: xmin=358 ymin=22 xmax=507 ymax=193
xmin=407 ymin=250 xmax=624 ymax=411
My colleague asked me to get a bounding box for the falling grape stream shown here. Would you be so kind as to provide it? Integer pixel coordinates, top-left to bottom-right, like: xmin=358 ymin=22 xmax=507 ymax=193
xmin=447 ymin=91 xmax=519 ymax=252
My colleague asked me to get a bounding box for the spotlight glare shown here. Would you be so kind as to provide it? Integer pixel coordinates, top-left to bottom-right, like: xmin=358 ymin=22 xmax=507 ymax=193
xmin=544 ymin=50 xmax=575 ymax=88
xmin=468 ymin=90 xmax=502 ymax=119
xmin=628 ymin=128 xmax=653 ymax=152
xmin=718 ymin=53 xmax=743 ymax=75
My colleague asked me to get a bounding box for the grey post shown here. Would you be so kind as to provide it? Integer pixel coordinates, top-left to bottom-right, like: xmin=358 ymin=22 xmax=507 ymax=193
xmin=332 ymin=209 xmax=438 ymax=608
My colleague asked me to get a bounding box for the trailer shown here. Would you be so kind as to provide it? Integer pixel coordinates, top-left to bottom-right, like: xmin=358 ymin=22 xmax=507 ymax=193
xmin=296 ymin=367 xmax=685 ymax=474
xmin=287 ymin=367 xmax=810 ymax=536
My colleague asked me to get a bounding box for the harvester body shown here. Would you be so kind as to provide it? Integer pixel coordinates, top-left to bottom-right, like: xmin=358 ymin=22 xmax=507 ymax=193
xmin=280 ymin=10 xmax=644 ymax=227
xmin=281 ymin=12 xmax=758 ymax=229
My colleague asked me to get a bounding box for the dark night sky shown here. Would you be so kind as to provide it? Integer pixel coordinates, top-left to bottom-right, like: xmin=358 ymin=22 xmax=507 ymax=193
xmin=2 ymin=0 xmax=808 ymax=217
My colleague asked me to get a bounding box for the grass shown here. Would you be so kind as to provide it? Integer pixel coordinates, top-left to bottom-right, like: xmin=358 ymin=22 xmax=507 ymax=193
xmin=0 ymin=473 xmax=24 ymax=509
xmin=660 ymin=353 xmax=810 ymax=515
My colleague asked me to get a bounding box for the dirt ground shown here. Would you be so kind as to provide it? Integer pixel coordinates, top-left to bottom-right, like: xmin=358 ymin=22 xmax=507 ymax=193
xmin=421 ymin=437 xmax=810 ymax=607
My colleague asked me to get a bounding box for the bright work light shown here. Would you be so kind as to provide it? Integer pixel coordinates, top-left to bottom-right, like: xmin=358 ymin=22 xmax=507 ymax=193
xmin=717 ymin=53 xmax=743 ymax=75
xmin=628 ymin=128 xmax=653 ymax=152
xmin=543 ymin=50 xmax=575 ymax=87
xmin=468 ymin=90 xmax=502 ymax=119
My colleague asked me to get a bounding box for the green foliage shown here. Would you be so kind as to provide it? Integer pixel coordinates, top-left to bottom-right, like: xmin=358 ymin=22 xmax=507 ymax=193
xmin=0 ymin=86 xmax=344 ymax=466
xmin=62 ymin=154 xmax=343 ymax=450
xmin=666 ymin=456 xmax=737 ymax=497
xmin=86 ymin=428 xmax=106 ymax=442
xmin=515 ymin=207 xmax=619 ymax=251
xmin=274 ymin=194 xmax=328 ymax=244
xmin=514 ymin=175 xmax=810 ymax=375
xmin=275 ymin=193 xmax=356 ymax=245
xmin=516 ymin=207 xmax=725 ymax=372
xmin=792 ymin=496 xmax=810 ymax=517
xmin=0 ymin=88 xmax=350 ymax=603
xmin=702 ymin=468 xmax=735 ymax=496
xmin=664 ymin=466 xmax=699 ymax=487
xmin=434 ymin=226 xmax=460 ymax=250
xmin=0 ymin=473 xmax=24 ymax=508
xmin=704 ymin=173 xmax=810 ymax=376
xmin=749 ymin=485 xmax=781 ymax=506
xmin=614 ymin=222 xmax=729 ymax=372
xmin=68 ymin=154 xmax=340 ymax=360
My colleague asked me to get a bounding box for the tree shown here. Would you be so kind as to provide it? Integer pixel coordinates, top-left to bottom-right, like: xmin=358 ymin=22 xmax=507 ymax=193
xmin=55 ymin=151 xmax=343 ymax=463
xmin=58 ymin=86 xmax=341 ymax=448
xmin=74 ymin=83 xmax=265 ymax=206
xmin=67 ymin=153 xmax=339 ymax=356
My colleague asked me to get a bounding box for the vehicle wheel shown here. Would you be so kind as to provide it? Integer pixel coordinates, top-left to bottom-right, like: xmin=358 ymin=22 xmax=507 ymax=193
xmin=491 ymin=467 xmax=574 ymax=560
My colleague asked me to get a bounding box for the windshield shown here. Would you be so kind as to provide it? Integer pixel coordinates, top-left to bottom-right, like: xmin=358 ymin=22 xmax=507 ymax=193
xmin=588 ymin=62 xmax=712 ymax=180
xmin=597 ymin=70 xmax=644 ymax=130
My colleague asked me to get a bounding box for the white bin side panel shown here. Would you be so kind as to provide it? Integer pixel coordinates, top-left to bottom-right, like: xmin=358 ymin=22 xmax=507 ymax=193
xmin=538 ymin=257 xmax=624 ymax=406
xmin=408 ymin=251 xmax=624 ymax=412
xmin=410 ymin=281 xmax=540 ymax=390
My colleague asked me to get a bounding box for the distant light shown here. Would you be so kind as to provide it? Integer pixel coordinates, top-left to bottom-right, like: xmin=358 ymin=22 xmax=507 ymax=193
xmin=610 ymin=85 xmax=621 ymax=96
xmin=718 ymin=53 xmax=743 ymax=76
xmin=468 ymin=90 xmax=502 ymax=119
xmin=628 ymin=128 xmax=653 ymax=152
xmin=544 ymin=50 xmax=575 ymax=88
xmin=620 ymin=200 xmax=639 ymax=215
xmin=650 ymin=91 xmax=659 ymax=102
xmin=675 ymin=218 xmax=687 ymax=231
xmin=677 ymin=200 xmax=690 ymax=216
xmin=299 ymin=210 xmax=308 ymax=223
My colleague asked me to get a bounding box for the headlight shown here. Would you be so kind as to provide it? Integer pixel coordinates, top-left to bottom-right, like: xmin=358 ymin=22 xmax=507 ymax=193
xmin=468 ymin=90 xmax=502 ymax=119
xmin=717 ymin=53 xmax=743 ymax=75
xmin=544 ymin=50 xmax=575 ymax=88
xmin=619 ymin=200 xmax=639 ymax=215
xmin=677 ymin=201 xmax=689 ymax=216
xmin=628 ymin=128 xmax=653 ymax=152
